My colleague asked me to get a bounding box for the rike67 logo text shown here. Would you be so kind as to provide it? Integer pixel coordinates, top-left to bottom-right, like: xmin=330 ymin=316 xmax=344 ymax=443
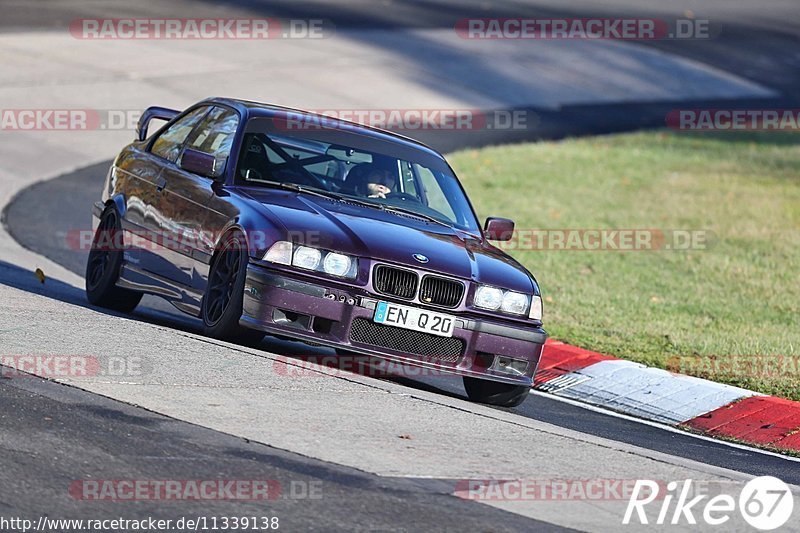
xmin=624 ymin=477 xmax=794 ymax=530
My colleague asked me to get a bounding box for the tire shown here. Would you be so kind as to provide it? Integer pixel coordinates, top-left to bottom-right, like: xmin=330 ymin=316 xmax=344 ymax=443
xmin=201 ymin=231 xmax=264 ymax=345
xmin=85 ymin=206 xmax=142 ymax=313
xmin=463 ymin=376 xmax=530 ymax=407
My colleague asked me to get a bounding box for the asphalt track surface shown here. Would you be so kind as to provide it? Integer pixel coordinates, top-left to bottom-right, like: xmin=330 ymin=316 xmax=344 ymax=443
xmin=5 ymin=162 xmax=800 ymax=488
xmin=3 ymin=1 xmax=800 ymax=530
xmin=1 ymin=0 xmax=796 ymax=154
xmin=1 ymin=366 xmax=573 ymax=531
xmin=3 ymin=0 xmax=799 ymax=101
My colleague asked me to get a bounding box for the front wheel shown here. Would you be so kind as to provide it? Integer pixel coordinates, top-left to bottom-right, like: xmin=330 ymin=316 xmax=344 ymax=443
xmin=85 ymin=207 xmax=142 ymax=313
xmin=201 ymin=231 xmax=264 ymax=345
xmin=463 ymin=376 xmax=530 ymax=407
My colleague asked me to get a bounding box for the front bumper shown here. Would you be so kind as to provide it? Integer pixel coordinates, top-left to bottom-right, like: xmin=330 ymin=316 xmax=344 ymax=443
xmin=241 ymin=264 xmax=547 ymax=386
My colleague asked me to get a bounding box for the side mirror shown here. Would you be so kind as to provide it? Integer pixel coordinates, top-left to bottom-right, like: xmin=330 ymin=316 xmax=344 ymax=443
xmin=484 ymin=217 xmax=515 ymax=241
xmin=136 ymin=106 xmax=179 ymax=141
xmin=181 ymin=149 xmax=219 ymax=179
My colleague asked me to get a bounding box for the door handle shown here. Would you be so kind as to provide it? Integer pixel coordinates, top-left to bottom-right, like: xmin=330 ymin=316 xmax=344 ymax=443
xmin=156 ymin=176 xmax=167 ymax=192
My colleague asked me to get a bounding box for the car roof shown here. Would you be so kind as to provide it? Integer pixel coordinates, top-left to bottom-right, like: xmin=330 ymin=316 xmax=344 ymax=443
xmin=201 ymin=97 xmax=447 ymax=163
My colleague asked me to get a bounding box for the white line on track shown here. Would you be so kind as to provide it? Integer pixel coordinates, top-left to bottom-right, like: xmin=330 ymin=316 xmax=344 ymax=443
xmin=529 ymin=390 xmax=800 ymax=464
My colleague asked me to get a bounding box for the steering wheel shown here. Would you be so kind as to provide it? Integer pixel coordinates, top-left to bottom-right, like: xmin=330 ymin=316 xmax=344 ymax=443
xmin=385 ymin=192 xmax=421 ymax=203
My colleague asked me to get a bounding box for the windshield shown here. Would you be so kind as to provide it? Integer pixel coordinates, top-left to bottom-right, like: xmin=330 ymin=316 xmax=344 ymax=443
xmin=236 ymin=117 xmax=481 ymax=232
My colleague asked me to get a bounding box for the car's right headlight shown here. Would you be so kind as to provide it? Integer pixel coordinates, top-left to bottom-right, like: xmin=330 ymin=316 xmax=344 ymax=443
xmin=473 ymin=284 xmax=542 ymax=320
xmin=501 ymin=291 xmax=529 ymax=315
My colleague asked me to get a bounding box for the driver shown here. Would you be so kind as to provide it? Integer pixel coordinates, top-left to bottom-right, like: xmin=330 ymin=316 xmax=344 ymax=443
xmin=356 ymin=167 xmax=395 ymax=199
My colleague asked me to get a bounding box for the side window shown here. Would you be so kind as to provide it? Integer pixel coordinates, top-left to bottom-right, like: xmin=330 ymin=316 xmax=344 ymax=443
xmin=399 ymin=161 xmax=418 ymax=196
xmin=414 ymin=164 xmax=456 ymax=220
xmin=181 ymin=107 xmax=240 ymax=177
xmin=150 ymin=107 xmax=209 ymax=163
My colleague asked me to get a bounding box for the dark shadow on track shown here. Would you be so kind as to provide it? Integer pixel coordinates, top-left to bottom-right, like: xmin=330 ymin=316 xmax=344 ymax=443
xmin=0 ymin=363 xmax=569 ymax=531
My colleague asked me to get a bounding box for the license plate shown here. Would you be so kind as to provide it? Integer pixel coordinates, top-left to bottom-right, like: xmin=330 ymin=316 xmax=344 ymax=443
xmin=373 ymin=301 xmax=455 ymax=337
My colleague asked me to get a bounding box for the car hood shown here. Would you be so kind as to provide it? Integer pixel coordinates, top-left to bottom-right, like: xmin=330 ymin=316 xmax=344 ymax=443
xmin=239 ymin=189 xmax=536 ymax=294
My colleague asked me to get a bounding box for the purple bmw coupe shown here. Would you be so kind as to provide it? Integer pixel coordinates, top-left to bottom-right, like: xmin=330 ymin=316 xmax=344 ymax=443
xmin=86 ymin=98 xmax=546 ymax=407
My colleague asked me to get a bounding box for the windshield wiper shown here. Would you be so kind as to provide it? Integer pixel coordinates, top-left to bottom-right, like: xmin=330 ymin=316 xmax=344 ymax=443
xmin=249 ymin=179 xmax=339 ymax=200
xmin=250 ymin=180 xmax=451 ymax=226
xmin=247 ymin=179 xmax=385 ymax=210
xmin=337 ymin=196 xmax=386 ymax=210
xmin=383 ymin=205 xmax=452 ymax=228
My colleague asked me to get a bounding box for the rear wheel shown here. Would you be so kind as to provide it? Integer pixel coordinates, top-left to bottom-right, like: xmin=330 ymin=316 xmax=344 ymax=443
xmin=463 ymin=376 xmax=530 ymax=407
xmin=85 ymin=207 xmax=142 ymax=313
xmin=202 ymin=231 xmax=264 ymax=345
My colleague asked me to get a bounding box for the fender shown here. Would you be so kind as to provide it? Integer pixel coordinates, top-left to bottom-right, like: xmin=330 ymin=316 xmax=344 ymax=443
xmin=108 ymin=193 xmax=127 ymax=219
xmin=211 ymin=223 xmax=250 ymax=258
xmin=93 ymin=194 xmax=127 ymax=221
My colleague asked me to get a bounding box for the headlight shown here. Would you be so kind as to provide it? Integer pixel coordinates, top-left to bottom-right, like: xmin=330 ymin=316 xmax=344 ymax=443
xmin=263 ymin=241 xmax=292 ymax=265
xmin=323 ymin=252 xmax=351 ymax=277
xmin=474 ymin=286 xmax=503 ymax=311
xmin=501 ymin=291 xmax=529 ymax=315
xmin=474 ymin=284 xmax=539 ymax=318
xmin=263 ymin=242 xmax=357 ymax=279
xmin=529 ymin=296 xmax=543 ymax=320
xmin=292 ymin=246 xmax=321 ymax=270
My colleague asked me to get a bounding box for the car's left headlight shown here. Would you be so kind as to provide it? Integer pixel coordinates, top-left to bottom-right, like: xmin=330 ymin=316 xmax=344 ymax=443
xmin=263 ymin=241 xmax=358 ymax=279
xmin=474 ymin=284 xmax=540 ymax=318
xmin=323 ymin=252 xmax=352 ymax=277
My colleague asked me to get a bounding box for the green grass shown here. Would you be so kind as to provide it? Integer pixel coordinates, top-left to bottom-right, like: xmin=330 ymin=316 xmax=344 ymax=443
xmin=448 ymin=131 xmax=800 ymax=400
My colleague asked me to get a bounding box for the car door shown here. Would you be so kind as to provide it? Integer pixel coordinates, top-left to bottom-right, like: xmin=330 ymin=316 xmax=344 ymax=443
xmin=156 ymin=106 xmax=241 ymax=292
xmin=123 ymin=105 xmax=211 ymax=280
